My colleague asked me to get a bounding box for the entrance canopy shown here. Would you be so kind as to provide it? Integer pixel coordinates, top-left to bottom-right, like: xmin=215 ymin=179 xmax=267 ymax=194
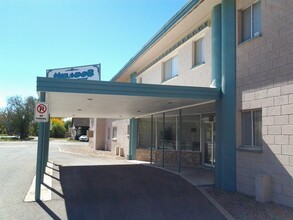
xmin=37 ymin=77 xmax=220 ymax=118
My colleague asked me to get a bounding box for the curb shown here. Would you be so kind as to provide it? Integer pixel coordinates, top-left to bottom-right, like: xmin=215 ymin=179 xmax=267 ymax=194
xmin=197 ymin=187 xmax=235 ymax=220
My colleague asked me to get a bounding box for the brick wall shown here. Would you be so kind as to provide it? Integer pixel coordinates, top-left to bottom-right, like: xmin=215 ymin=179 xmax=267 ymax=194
xmin=136 ymin=149 xmax=202 ymax=167
xmin=236 ymin=0 xmax=293 ymax=207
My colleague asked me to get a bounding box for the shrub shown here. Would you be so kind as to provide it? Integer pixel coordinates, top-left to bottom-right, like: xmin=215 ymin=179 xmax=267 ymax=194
xmin=51 ymin=123 xmax=66 ymax=138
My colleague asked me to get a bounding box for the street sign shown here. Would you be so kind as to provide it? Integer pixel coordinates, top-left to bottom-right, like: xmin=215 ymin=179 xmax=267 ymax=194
xmin=34 ymin=102 xmax=49 ymax=122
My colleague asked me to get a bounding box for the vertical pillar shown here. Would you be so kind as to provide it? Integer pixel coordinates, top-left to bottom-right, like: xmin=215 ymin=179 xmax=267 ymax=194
xmin=220 ymin=0 xmax=236 ymax=191
xmin=129 ymin=119 xmax=137 ymax=160
xmin=162 ymin=113 xmax=165 ymax=168
xmin=130 ymin=72 xmax=137 ymax=83
xmin=212 ymin=4 xmax=222 ymax=89
xmin=150 ymin=115 xmax=153 ymax=164
xmin=43 ymin=115 xmax=50 ymax=170
xmin=212 ymin=4 xmax=223 ymax=189
xmin=41 ymin=121 xmax=47 ymax=182
xmin=35 ymin=92 xmax=45 ymax=201
xmin=128 ymin=72 xmax=138 ymax=160
xmin=178 ymin=110 xmax=182 ymax=173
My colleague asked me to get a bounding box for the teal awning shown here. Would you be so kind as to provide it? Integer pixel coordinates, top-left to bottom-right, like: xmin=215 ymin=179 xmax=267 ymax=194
xmin=37 ymin=77 xmax=220 ymax=118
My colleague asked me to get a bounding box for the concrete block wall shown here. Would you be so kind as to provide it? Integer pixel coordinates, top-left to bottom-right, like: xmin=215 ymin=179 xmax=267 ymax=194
xmin=105 ymin=119 xmax=129 ymax=157
xmin=236 ymin=0 xmax=293 ymax=207
xmin=89 ymin=118 xmax=106 ymax=150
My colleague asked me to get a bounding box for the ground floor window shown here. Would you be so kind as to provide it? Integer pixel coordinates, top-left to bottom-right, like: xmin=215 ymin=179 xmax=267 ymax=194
xmin=137 ymin=109 xmax=201 ymax=152
xmin=241 ymin=109 xmax=262 ymax=147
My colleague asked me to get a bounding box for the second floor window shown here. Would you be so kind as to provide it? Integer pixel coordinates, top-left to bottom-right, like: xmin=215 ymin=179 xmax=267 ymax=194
xmin=163 ymin=56 xmax=178 ymax=82
xmin=240 ymin=1 xmax=261 ymax=43
xmin=193 ymin=37 xmax=205 ymax=67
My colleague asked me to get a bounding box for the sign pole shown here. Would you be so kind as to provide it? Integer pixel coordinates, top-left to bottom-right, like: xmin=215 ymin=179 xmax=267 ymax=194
xmin=35 ymin=92 xmax=46 ymax=201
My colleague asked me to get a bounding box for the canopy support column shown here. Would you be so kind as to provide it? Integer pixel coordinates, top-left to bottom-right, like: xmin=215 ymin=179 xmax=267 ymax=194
xmin=128 ymin=73 xmax=138 ymax=160
xmin=43 ymin=115 xmax=50 ymax=174
xmin=35 ymin=92 xmax=45 ymax=201
xmin=150 ymin=115 xmax=153 ymax=164
xmin=129 ymin=119 xmax=137 ymax=160
xmin=219 ymin=0 xmax=236 ymax=191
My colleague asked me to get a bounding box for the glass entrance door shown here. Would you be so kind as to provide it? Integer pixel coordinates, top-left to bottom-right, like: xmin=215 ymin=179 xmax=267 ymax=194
xmin=203 ymin=121 xmax=215 ymax=167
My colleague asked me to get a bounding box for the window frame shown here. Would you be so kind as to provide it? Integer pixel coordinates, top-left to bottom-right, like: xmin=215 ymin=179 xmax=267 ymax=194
xmin=162 ymin=55 xmax=178 ymax=82
xmin=192 ymin=37 xmax=205 ymax=67
xmin=241 ymin=109 xmax=262 ymax=148
xmin=239 ymin=1 xmax=261 ymax=44
xmin=112 ymin=126 xmax=117 ymax=140
xmin=107 ymin=127 xmax=110 ymax=139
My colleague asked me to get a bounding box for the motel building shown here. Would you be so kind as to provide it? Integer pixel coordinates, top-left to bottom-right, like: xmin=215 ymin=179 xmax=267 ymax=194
xmin=35 ymin=0 xmax=293 ymax=208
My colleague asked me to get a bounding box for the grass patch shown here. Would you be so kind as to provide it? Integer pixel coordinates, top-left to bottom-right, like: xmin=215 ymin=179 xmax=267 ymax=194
xmin=0 ymin=136 xmax=19 ymax=141
xmin=0 ymin=136 xmax=35 ymax=141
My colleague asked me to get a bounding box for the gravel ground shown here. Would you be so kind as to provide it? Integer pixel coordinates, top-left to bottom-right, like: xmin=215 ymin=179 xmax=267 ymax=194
xmin=205 ymin=187 xmax=293 ymax=220
xmin=59 ymin=145 xmax=293 ymax=219
xmin=59 ymin=145 xmax=126 ymax=160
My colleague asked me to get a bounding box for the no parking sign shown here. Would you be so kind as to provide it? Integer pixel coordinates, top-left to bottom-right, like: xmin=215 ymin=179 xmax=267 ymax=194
xmin=34 ymin=102 xmax=49 ymax=122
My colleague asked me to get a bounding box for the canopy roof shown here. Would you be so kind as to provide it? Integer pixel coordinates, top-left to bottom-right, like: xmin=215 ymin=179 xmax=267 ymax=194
xmin=37 ymin=77 xmax=220 ymax=119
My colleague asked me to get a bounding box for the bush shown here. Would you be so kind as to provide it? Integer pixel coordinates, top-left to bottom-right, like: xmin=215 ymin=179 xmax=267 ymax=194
xmin=51 ymin=123 xmax=66 ymax=138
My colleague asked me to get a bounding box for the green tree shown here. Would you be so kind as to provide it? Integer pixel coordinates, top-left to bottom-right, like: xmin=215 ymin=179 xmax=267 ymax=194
xmin=1 ymin=96 xmax=36 ymax=139
xmin=0 ymin=113 xmax=6 ymax=134
xmin=64 ymin=119 xmax=72 ymax=132
xmin=50 ymin=117 xmax=66 ymax=138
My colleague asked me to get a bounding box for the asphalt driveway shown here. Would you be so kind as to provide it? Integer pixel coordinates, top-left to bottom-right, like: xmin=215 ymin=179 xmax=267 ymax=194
xmin=59 ymin=164 xmax=225 ymax=220
xmin=0 ymin=140 xmax=225 ymax=219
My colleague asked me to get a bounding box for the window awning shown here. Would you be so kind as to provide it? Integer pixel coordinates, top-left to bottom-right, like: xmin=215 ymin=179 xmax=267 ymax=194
xmin=37 ymin=77 xmax=220 ymax=118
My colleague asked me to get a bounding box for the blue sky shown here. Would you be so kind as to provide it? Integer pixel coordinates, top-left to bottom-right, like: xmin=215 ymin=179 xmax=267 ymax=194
xmin=0 ymin=0 xmax=187 ymax=108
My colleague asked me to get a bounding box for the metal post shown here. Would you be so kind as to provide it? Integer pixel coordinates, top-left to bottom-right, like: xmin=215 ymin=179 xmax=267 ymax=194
xmin=43 ymin=115 xmax=50 ymax=173
xmin=41 ymin=123 xmax=47 ymax=183
xmin=150 ymin=115 xmax=153 ymax=164
xmin=162 ymin=113 xmax=165 ymax=168
xmin=35 ymin=92 xmax=45 ymax=201
xmin=128 ymin=118 xmax=137 ymax=160
xmin=178 ymin=110 xmax=182 ymax=173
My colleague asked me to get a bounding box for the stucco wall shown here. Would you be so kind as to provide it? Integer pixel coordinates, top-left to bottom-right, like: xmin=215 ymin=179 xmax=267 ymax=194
xmin=236 ymin=0 xmax=293 ymax=207
xmin=137 ymin=23 xmax=212 ymax=87
xmin=106 ymin=18 xmax=213 ymax=159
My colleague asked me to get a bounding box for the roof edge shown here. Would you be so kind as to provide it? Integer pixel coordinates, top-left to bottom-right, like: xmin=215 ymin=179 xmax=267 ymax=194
xmin=111 ymin=0 xmax=202 ymax=82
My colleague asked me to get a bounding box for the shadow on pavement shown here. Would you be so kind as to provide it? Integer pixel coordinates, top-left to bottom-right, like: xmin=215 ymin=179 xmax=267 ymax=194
xmin=37 ymin=200 xmax=62 ymax=220
xmin=59 ymin=164 xmax=225 ymax=220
